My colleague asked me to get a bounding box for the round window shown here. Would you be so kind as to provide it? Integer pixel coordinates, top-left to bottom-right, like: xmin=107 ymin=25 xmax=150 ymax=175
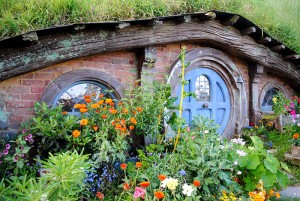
xmin=53 ymin=81 xmax=116 ymax=113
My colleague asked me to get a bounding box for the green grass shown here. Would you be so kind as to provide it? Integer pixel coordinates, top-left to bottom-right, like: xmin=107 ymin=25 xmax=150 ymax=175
xmin=0 ymin=0 xmax=299 ymax=53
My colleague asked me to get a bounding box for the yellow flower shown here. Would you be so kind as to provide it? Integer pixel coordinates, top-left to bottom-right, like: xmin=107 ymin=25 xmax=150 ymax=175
xmin=272 ymin=97 xmax=277 ymax=104
xmin=80 ymin=119 xmax=88 ymax=126
xmin=72 ymin=130 xmax=80 ymax=138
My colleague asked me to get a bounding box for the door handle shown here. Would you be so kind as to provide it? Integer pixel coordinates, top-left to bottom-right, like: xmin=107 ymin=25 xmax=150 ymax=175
xmin=202 ymin=103 xmax=208 ymax=108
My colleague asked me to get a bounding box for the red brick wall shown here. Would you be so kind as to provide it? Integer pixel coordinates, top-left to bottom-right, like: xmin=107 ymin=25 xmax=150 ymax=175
xmin=0 ymin=50 xmax=138 ymax=128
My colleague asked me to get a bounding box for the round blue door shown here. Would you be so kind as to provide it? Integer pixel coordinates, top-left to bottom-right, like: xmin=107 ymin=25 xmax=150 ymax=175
xmin=177 ymin=68 xmax=231 ymax=134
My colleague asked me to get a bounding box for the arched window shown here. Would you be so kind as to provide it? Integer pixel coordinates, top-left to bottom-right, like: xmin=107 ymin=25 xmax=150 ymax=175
xmin=40 ymin=69 xmax=123 ymax=108
xmin=53 ymin=81 xmax=116 ymax=113
xmin=261 ymin=88 xmax=279 ymax=111
xmin=195 ymin=75 xmax=210 ymax=102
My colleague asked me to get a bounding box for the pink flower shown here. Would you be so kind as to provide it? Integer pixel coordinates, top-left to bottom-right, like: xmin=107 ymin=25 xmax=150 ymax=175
xmin=284 ymin=105 xmax=290 ymax=111
xmin=6 ymin=144 xmax=10 ymax=150
xmin=187 ymin=127 xmax=190 ymax=132
xmin=290 ymin=102 xmax=295 ymax=108
xmin=133 ymin=187 xmax=146 ymax=199
xmin=191 ymin=136 xmax=196 ymax=140
xmin=291 ymin=110 xmax=296 ymax=119
xmin=3 ymin=150 xmax=8 ymax=155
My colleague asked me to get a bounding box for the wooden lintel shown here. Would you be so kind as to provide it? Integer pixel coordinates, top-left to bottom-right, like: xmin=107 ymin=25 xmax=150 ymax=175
xmin=22 ymin=32 xmax=39 ymax=45
xmin=285 ymin=54 xmax=300 ymax=60
xmin=205 ymin=11 xmax=216 ymax=19
xmin=257 ymin=36 xmax=271 ymax=44
xmin=222 ymin=15 xmax=240 ymax=26
xmin=272 ymin=44 xmax=285 ymax=52
xmin=240 ymin=27 xmax=256 ymax=36
xmin=117 ymin=22 xmax=130 ymax=29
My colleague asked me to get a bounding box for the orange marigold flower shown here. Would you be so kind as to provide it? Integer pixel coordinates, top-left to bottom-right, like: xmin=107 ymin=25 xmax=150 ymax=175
xmin=123 ymin=183 xmax=130 ymax=191
xmin=98 ymin=100 xmax=104 ymax=105
xmin=102 ymin=114 xmax=107 ymax=119
xmin=80 ymin=104 xmax=87 ymax=109
xmin=80 ymin=119 xmax=88 ymax=126
xmin=193 ymin=180 xmax=201 ymax=187
xmin=105 ymin=99 xmax=113 ymax=104
xmin=111 ymin=121 xmax=116 ymax=126
xmin=120 ymin=163 xmax=127 ymax=170
xmin=130 ymin=117 xmax=137 ymax=125
xmin=136 ymin=107 xmax=143 ymax=112
xmin=139 ymin=181 xmax=150 ymax=188
xmin=129 ymin=125 xmax=134 ymax=130
xmin=121 ymin=119 xmax=126 ymax=125
xmin=109 ymin=102 xmax=115 ymax=107
xmin=61 ymin=111 xmax=68 ymax=115
xmin=84 ymin=95 xmax=91 ymax=99
xmin=115 ymin=124 xmax=122 ymax=130
xmin=132 ymin=110 xmax=137 ymax=115
xmin=275 ymin=192 xmax=280 ymax=198
xmin=269 ymin=189 xmax=274 ymax=196
xmin=121 ymin=127 xmax=127 ymax=132
xmin=136 ymin=162 xmax=142 ymax=168
xmin=158 ymin=174 xmax=166 ymax=181
xmin=85 ymin=99 xmax=92 ymax=103
xmin=74 ymin=103 xmax=81 ymax=108
xmin=118 ymin=101 xmax=123 ymax=106
xmin=80 ymin=108 xmax=88 ymax=113
xmin=293 ymin=133 xmax=299 ymax=139
xmin=154 ymin=191 xmax=164 ymax=199
xmin=122 ymin=108 xmax=128 ymax=114
xmin=102 ymin=106 xmax=107 ymax=111
xmin=93 ymin=125 xmax=99 ymax=131
xmin=72 ymin=130 xmax=81 ymax=138
xmin=109 ymin=108 xmax=117 ymax=114
xmin=96 ymin=191 xmax=104 ymax=200
xmin=91 ymin=103 xmax=99 ymax=109
xmin=99 ymin=94 xmax=104 ymax=98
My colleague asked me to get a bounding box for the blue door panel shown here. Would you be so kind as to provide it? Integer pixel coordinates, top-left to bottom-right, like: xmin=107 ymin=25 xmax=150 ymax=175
xmin=177 ymin=67 xmax=231 ymax=134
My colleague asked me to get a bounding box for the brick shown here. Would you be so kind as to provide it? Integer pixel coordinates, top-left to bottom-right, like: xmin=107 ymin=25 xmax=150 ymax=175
xmin=94 ymin=56 xmax=112 ymax=63
xmin=15 ymin=108 xmax=35 ymax=115
xmin=83 ymin=61 xmax=97 ymax=68
xmin=35 ymin=72 xmax=56 ymax=80
xmin=22 ymin=80 xmax=44 ymax=86
xmin=7 ymin=93 xmax=21 ymax=100
xmin=6 ymin=86 xmax=30 ymax=93
xmin=6 ymin=101 xmax=33 ymax=108
xmin=21 ymin=93 xmax=42 ymax=101
xmin=31 ymin=86 xmax=45 ymax=93
xmin=21 ymin=73 xmax=35 ymax=79
xmin=9 ymin=115 xmax=23 ymax=122
xmin=112 ymin=58 xmax=129 ymax=65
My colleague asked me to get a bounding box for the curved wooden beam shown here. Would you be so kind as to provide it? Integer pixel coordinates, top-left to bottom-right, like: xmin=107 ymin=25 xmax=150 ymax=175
xmin=0 ymin=20 xmax=299 ymax=88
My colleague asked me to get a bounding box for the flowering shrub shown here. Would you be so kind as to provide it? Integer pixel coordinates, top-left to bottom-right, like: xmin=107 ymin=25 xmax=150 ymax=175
xmin=291 ymin=133 xmax=300 ymax=146
xmin=272 ymin=92 xmax=300 ymax=121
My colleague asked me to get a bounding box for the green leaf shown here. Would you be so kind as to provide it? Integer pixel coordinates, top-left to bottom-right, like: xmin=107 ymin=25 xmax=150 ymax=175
xmin=264 ymin=154 xmax=280 ymax=173
xmin=276 ymin=171 xmax=289 ymax=188
xmin=246 ymin=154 xmax=260 ymax=169
xmin=250 ymin=136 xmax=264 ymax=149
xmin=21 ymin=147 xmax=31 ymax=154
xmin=238 ymin=155 xmax=248 ymax=167
xmin=244 ymin=176 xmax=256 ymax=191
xmin=280 ymin=162 xmax=291 ymax=173
xmin=262 ymin=171 xmax=276 ymax=187
xmin=17 ymin=160 xmax=24 ymax=169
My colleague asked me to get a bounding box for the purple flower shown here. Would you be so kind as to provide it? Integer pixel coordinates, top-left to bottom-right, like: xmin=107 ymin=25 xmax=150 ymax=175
xmin=13 ymin=155 xmax=18 ymax=162
xmin=291 ymin=110 xmax=296 ymax=119
xmin=3 ymin=150 xmax=8 ymax=155
xmin=28 ymin=139 xmax=34 ymax=144
xmin=22 ymin=129 xmax=26 ymax=134
xmin=27 ymin=134 xmax=32 ymax=139
xmin=290 ymin=102 xmax=295 ymax=108
xmin=0 ymin=160 xmax=2 ymax=164
xmin=6 ymin=144 xmax=11 ymax=150
xmin=179 ymin=170 xmax=186 ymax=176
xmin=24 ymin=136 xmax=28 ymax=141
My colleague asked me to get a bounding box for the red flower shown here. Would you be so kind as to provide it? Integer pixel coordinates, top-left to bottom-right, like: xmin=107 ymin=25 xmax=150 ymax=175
xmin=193 ymin=180 xmax=201 ymax=187
xmin=249 ymin=122 xmax=255 ymax=127
xmin=293 ymin=133 xmax=299 ymax=139
xmin=154 ymin=191 xmax=164 ymax=199
xmin=96 ymin=192 xmax=104 ymax=200
xmin=93 ymin=125 xmax=99 ymax=131
xmin=120 ymin=163 xmax=127 ymax=170
xmin=102 ymin=114 xmax=107 ymax=119
xmin=139 ymin=181 xmax=150 ymax=188
xmin=158 ymin=174 xmax=166 ymax=181
xmin=123 ymin=183 xmax=130 ymax=190
xmin=136 ymin=162 xmax=142 ymax=168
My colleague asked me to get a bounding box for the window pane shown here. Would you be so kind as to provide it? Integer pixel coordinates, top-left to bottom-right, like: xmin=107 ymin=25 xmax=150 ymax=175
xmin=55 ymin=82 xmax=112 ymax=112
xmin=262 ymin=88 xmax=279 ymax=110
xmin=195 ymin=75 xmax=210 ymax=102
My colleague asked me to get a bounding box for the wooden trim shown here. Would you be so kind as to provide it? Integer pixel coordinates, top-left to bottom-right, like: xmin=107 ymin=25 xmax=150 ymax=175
xmin=285 ymin=54 xmax=300 ymax=60
xmin=0 ymin=20 xmax=299 ymax=88
xmin=240 ymin=27 xmax=256 ymax=36
xmin=272 ymin=44 xmax=285 ymax=52
xmin=257 ymin=37 xmax=271 ymax=44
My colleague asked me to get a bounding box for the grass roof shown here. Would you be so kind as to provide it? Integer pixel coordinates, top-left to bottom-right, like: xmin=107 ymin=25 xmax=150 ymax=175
xmin=0 ymin=0 xmax=299 ymax=53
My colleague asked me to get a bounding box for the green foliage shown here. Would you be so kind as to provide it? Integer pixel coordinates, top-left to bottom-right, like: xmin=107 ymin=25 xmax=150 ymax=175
xmin=272 ymin=92 xmax=291 ymax=116
xmin=232 ymin=136 xmax=289 ymax=191
xmin=1 ymin=151 xmax=92 ymax=201
xmin=0 ymin=0 xmax=299 ymax=53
